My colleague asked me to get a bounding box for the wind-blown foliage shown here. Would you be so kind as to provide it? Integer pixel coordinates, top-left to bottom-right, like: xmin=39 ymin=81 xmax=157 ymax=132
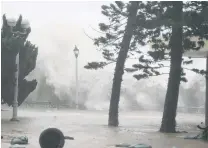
xmin=86 ymin=1 xmax=140 ymax=126
xmin=85 ymin=1 xmax=207 ymax=81
xmin=84 ymin=1 xmax=208 ymax=131
xmin=129 ymin=1 xmax=207 ymax=133
xmin=1 ymin=15 xmax=38 ymax=106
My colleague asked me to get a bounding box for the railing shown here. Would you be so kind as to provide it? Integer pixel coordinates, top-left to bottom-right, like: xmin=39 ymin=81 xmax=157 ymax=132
xmin=21 ymin=101 xmax=71 ymax=109
xmin=21 ymin=101 xmax=205 ymax=113
xmin=177 ymin=106 xmax=205 ymax=114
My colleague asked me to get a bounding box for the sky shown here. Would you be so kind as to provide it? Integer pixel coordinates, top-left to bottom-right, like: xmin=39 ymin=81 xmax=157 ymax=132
xmin=1 ymin=1 xmax=207 ymax=109
xmin=1 ymin=1 xmax=111 ymax=84
xmin=1 ymin=1 xmax=206 ymax=84
xmin=2 ymin=1 xmax=206 ymax=67
xmin=1 ymin=1 xmax=109 ymax=61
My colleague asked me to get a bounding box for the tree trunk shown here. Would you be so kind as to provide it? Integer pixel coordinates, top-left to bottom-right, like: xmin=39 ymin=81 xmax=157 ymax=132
xmin=160 ymin=1 xmax=183 ymax=133
xmin=108 ymin=1 xmax=139 ymax=126
xmin=205 ymin=56 xmax=208 ymax=127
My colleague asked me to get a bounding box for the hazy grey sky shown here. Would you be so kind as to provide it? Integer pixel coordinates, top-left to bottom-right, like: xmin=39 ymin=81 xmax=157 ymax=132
xmin=2 ymin=1 xmax=109 ymax=61
xmin=2 ymin=1 xmax=112 ymax=84
xmin=2 ymin=1 xmax=207 ymax=110
xmin=1 ymin=1 xmax=206 ymax=90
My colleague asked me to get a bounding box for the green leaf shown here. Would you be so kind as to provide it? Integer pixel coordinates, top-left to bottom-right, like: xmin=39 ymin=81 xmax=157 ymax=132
xmin=101 ymin=10 xmax=110 ymax=17
xmin=99 ymin=23 xmax=109 ymax=31
xmin=115 ymin=1 xmax=125 ymax=10
xmin=181 ymin=77 xmax=188 ymax=82
xmin=139 ymin=55 xmax=153 ymax=64
xmin=132 ymin=64 xmax=146 ymax=69
xmin=183 ymin=60 xmax=193 ymax=65
xmin=98 ymin=37 xmax=108 ymax=44
xmin=101 ymin=5 xmax=110 ymax=10
xmin=106 ymin=33 xmax=116 ymax=40
xmin=124 ymin=68 xmax=138 ymax=73
xmin=133 ymin=74 xmax=149 ymax=81
xmin=84 ymin=62 xmax=107 ymax=70
xmin=191 ymin=68 xmax=207 ymax=76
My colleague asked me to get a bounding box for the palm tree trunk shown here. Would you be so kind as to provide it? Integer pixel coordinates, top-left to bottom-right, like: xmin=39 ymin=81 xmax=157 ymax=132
xmin=160 ymin=1 xmax=183 ymax=133
xmin=108 ymin=1 xmax=139 ymax=126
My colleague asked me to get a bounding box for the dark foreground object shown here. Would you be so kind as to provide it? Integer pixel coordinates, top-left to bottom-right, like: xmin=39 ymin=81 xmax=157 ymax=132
xmin=184 ymin=123 xmax=208 ymax=141
xmin=39 ymin=128 xmax=74 ymax=148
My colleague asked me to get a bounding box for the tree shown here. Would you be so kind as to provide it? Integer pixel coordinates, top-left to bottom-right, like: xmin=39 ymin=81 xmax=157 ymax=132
xmin=126 ymin=1 xmax=208 ymax=132
xmin=159 ymin=1 xmax=183 ymax=132
xmin=1 ymin=15 xmax=38 ymax=106
xmin=108 ymin=2 xmax=139 ymax=126
xmin=85 ymin=1 xmax=139 ymax=126
xmin=85 ymin=1 xmax=208 ymax=130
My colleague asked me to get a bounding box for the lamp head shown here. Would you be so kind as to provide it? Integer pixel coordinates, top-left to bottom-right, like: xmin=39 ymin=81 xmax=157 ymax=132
xmin=73 ymin=45 xmax=79 ymax=58
xmin=7 ymin=18 xmax=16 ymax=27
xmin=21 ymin=19 xmax=30 ymax=29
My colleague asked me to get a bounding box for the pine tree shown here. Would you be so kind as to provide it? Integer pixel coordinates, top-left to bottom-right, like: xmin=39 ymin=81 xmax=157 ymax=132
xmin=1 ymin=15 xmax=38 ymax=106
xmin=133 ymin=1 xmax=208 ymax=132
xmin=85 ymin=1 xmax=140 ymax=126
xmin=85 ymin=1 xmax=208 ymax=130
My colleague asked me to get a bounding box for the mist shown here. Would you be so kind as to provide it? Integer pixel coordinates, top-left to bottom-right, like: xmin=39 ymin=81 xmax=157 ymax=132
xmin=2 ymin=1 xmax=206 ymax=111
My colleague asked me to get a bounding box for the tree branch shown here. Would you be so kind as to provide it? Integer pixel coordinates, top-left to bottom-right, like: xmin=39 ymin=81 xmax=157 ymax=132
xmin=89 ymin=25 xmax=106 ymax=34
xmin=182 ymin=67 xmax=207 ymax=76
xmin=109 ymin=17 xmax=127 ymax=26
xmin=149 ymin=73 xmax=169 ymax=77
xmin=106 ymin=61 xmax=116 ymax=65
xmin=109 ymin=21 xmax=127 ymax=30
xmin=84 ymin=61 xmax=116 ymax=70
xmin=133 ymin=72 xmax=169 ymax=81
xmin=98 ymin=35 xmax=124 ymax=50
xmin=132 ymin=64 xmax=170 ymax=69
xmin=83 ymin=29 xmax=94 ymax=41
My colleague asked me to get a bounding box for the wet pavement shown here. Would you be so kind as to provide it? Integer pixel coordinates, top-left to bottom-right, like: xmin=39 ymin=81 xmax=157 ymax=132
xmin=1 ymin=108 xmax=208 ymax=148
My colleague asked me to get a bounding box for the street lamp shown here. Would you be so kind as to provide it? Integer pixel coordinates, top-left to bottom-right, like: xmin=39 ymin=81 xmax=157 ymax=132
xmin=73 ymin=46 xmax=79 ymax=109
xmin=7 ymin=17 xmax=30 ymax=121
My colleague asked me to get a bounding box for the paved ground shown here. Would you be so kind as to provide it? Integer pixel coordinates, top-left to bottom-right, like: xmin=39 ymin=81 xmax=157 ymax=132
xmin=1 ymin=108 xmax=208 ymax=148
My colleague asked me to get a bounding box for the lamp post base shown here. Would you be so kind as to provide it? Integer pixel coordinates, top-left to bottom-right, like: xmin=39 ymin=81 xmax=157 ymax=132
xmin=10 ymin=117 xmax=19 ymax=122
xmin=11 ymin=103 xmax=18 ymax=122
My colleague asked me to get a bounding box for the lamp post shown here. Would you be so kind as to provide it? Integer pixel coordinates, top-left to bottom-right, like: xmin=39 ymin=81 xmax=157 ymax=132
xmin=73 ymin=46 xmax=79 ymax=109
xmin=6 ymin=17 xmax=30 ymax=121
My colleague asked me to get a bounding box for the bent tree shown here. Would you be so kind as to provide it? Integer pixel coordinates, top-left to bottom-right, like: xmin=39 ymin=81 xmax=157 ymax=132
xmin=108 ymin=1 xmax=139 ymax=126
xmin=85 ymin=1 xmax=208 ymax=129
xmin=85 ymin=1 xmax=139 ymax=126
xmin=160 ymin=1 xmax=183 ymax=132
xmin=128 ymin=1 xmax=208 ymax=132
xmin=160 ymin=1 xmax=208 ymax=132
xmin=1 ymin=15 xmax=38 ymax=106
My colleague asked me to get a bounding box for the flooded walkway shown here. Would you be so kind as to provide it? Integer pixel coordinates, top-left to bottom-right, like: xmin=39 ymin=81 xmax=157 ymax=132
xmin=1 ymin=109 xmax=208 ymax=148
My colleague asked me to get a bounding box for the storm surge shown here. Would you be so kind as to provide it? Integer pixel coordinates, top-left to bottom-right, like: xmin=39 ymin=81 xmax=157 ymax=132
xmin=25 ymin=23 xmax=205 ymax=112
xmin=26 ymin=57 xmax=205 ymax=112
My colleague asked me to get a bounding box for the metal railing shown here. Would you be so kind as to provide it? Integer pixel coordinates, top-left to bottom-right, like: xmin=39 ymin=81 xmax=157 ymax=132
xmin=177 ymin=106 xmax=205 ymax=113
xmin=21 ymin=101 xmax=205 ymax=113
xmin=21 ymin=101 xmax=71 ymax=109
